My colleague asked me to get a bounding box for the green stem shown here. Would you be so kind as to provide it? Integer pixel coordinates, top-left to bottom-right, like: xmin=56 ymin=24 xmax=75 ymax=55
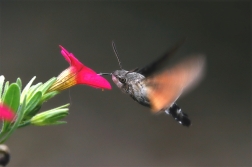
xmin=17 ymin=121 xmax=31 ymax=128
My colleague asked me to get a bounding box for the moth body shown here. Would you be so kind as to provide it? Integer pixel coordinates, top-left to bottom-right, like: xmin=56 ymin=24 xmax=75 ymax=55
xmin=100 ymin=40 xmax=205 ymax=127
xmin=111 ymin=69 xmax=191 ymax=126
xmin=112 ymin=70 xmax=150 ymax=107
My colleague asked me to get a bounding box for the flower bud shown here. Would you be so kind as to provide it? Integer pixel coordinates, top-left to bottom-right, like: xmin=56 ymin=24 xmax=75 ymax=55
xmin=30 ymin=108 xmax=69 ymax=126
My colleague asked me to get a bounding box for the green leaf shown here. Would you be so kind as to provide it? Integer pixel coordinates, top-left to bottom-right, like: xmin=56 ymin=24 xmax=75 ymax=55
xmin=0 ymin=75 xmax=5 ymax=100
xmin=0 ymin=96 xmax=26 ymax=144
xmin=23 ymin=105 xmax=42 ymax=121
xmin=27 ymin=82 xmax=42 ymax=100
xmin=38 ymin=77 xmax=57 ymax=94
xmin=20 ymin=76 xmax=36 ymax=103
xmin=1 ymin=81 xmax=9 ymax=100
xmin=1 ymin=83 xmax=21 ymax=132
xmin=16 ymin=78 xmax=22 ymax=90
xmin=40 ymin=91 xmax=59 ymax=103
xmin=53 ymin=103 xmax=70 ymax=110
xmin=3 ymin=83 xmax=20 ymax=112
xmin=24 ymin=91 xmax=42 ymax=117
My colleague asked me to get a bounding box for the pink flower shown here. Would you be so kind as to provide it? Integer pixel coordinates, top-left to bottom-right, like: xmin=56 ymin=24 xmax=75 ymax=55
xmin=0 ymin=104 xmax=15 ymax=122
xmin=48 ymin=45 xmax=111 ymax=92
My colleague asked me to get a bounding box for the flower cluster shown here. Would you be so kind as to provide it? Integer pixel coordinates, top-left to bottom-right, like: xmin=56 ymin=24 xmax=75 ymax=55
xmin=0 ymin=45 xmax=111 ymax=143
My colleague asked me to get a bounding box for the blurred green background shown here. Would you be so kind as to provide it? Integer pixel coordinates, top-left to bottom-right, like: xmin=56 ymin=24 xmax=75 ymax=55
xmin=0 ymin=1 xmax=250 ymax=166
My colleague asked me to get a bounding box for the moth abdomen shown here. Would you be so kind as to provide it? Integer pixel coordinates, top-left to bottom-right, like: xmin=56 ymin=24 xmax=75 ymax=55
xmin=165 ymin=103 xmax=191 ymax=127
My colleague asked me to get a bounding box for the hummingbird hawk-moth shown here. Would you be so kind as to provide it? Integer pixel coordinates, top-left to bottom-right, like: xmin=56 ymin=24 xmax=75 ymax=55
xmin=100 ymin=40 xmax=205 ymax=127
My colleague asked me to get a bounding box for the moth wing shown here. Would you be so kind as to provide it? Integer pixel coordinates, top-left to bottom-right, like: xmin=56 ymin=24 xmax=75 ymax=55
xmin=137 ymin=38 xmax=186 ymax=77
xmin=144 ymin=55 xmax=205 ymax=112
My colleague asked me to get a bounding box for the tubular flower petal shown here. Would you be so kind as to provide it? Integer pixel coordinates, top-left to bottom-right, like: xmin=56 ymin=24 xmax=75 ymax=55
xmin=0 ymin=104 xmax=15 ymax=122
xmin=48 ymin=45 xmax=111 ymax=92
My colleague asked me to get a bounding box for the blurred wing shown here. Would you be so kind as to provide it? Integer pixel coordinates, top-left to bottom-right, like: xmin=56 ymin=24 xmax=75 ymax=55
xmin=144 ymin=55 xmax=205 ymax=112
xmin=137 ymin=38 xmax=186 ymax=77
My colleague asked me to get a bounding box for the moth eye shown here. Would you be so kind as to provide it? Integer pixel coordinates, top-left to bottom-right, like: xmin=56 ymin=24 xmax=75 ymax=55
xmin=118 ymin=77 xmax=126 ymax=83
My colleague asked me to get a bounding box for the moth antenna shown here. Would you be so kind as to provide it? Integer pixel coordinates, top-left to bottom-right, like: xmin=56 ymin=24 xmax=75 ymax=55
xmin=112 ymin=41 xmax=123 ymax=69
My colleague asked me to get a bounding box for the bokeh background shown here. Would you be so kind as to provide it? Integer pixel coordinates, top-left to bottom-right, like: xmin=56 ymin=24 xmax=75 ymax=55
xmin=0 ymin=1 xmax=251 ymax=166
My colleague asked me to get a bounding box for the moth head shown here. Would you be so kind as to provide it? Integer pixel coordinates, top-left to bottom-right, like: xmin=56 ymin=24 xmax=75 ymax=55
xmin=111 ymin=70 xmax=129 ymax=89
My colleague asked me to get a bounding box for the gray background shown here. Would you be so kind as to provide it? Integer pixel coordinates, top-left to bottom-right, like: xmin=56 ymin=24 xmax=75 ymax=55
xmin=0 ymin=1 xmax=251 ymax=166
